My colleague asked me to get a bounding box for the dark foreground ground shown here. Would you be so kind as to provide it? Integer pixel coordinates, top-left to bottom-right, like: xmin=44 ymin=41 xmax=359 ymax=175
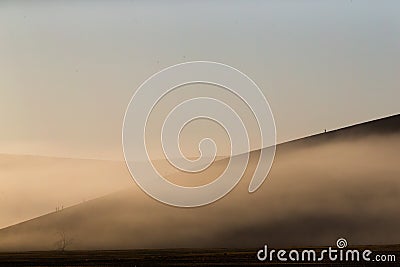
xmin=0 ymin=245 xmax=399 ymax=267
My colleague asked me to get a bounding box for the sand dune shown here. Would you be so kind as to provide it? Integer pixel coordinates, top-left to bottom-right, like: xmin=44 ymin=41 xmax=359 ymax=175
xmin=0 ymin=114 xmax=399 ymax=251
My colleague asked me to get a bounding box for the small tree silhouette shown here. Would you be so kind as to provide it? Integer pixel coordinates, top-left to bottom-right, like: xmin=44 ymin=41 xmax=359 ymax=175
xmin=55 ymin=230 xmax=73 ymax=252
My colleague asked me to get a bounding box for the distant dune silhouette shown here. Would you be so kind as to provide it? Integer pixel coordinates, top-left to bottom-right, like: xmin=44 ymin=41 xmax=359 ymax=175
xmin=0 ymin=114 xmax=399 ymax=251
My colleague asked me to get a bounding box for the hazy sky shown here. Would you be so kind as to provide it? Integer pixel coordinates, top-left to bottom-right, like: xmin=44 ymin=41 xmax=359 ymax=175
xmin=1 ymin=0 xmax=399 ymax=160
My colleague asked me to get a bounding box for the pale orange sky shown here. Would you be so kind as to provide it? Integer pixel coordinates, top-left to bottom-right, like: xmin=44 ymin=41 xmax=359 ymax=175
xmin=0 ymin=1 xmax=399 ymax=160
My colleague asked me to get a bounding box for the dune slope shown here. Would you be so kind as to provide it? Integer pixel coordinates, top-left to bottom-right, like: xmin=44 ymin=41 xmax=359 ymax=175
xmin=0 ymin=114 xmax=399 ymax=251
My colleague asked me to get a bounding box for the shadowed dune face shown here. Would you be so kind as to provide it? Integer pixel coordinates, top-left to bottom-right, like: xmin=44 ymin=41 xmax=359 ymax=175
xmin=0 ymin=127 xmax=399 ymax=251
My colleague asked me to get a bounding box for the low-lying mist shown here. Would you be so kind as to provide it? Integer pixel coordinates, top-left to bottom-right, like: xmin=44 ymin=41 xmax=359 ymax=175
xmin=1 ymin=132 xmax=399 ymax=251
xmin=0 ymin=155 xmax=131 ymax=228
